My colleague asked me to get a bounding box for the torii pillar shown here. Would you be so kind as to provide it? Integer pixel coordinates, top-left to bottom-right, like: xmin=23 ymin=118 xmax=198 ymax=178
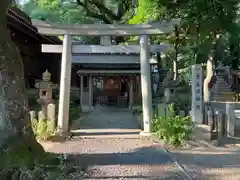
xmin=139 ymin=35 xmax=152 ymax=135
xmin=57 ymin=34 xmax=72 ymax=135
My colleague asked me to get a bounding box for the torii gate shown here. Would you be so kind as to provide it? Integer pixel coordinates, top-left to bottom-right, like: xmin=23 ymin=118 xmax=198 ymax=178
xmin=33 ymin=19 xmax=180 ymax=136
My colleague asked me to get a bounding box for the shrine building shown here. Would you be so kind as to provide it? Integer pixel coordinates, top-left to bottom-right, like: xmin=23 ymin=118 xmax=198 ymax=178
xmin=41 ymin=35 xmax=171 ymax=111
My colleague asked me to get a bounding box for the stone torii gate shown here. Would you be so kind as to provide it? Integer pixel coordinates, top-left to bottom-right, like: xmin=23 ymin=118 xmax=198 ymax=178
xmin=33 ymin=19 xmax=180 ymax=136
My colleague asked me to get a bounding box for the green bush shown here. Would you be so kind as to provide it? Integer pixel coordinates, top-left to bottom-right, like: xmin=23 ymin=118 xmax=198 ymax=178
xmin=69 ymin=106 xmax=80 ymax=122
xmin=152 ymin=104 xmax=194 ymax=146
xmin=31 ymin=118 xmax=55 ymax=140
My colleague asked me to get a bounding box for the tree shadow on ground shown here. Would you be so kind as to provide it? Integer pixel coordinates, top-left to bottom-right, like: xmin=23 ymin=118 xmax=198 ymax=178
xmin=61 ymin=146 xmax=173 ymax=167
xmin=171 ymin=148 xmax=240 ymax=180
xmin=43 ymin=142 xmax=240 ymax=179
xmin=44 ymin=146 xmax=190 ymax=179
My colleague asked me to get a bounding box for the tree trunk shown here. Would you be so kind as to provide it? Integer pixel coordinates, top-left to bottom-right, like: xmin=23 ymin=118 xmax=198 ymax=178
xmin=0 ymin=0 xmax=44 ymax=168
xmin=173 ymin=27 xmax=179 ymax=80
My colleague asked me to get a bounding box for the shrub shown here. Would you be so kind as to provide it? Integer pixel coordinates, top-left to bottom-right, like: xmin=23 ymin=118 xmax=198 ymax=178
xmin=152 ymin=104 xmax=194 ymax=146
xmin=31 ymin=118 xmax=55 ymax=140
xmin=69 ymin=106 xmax=80 ymax=123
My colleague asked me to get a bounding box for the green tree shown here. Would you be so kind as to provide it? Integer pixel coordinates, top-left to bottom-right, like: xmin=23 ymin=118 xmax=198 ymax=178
xmin=23 ymin=0 xmax=137 ymax=43
xmin=22 ymin=0 xmax=100 ymax=43
xmin=129 ymin=0 xmax=240 ymax=68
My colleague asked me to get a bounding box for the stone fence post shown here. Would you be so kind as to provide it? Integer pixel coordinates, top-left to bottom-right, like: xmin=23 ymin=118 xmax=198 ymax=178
xmin=226 ymin=103 xmax=235 ymax=137
xmin=29 ymin=111 xmax=36 ymax=121
xmin=38 ymin=111 xmax=45 ymax=121
xmin=207 ymin=108 xmax=216 ymax=140
xmin=47 ymin=103 xmax=56 ymax=122
xmin=215 ymin=110 xmax=225 ymax=146
xmin=47 ymin=103 xmax=56 ymax=130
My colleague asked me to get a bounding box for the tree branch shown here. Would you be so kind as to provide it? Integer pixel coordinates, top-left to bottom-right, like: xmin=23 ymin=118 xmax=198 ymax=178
xmin=89 ymin=0 xmax=121 ymax=20
xmin=76 ymin=0 xmax=112 ymax=23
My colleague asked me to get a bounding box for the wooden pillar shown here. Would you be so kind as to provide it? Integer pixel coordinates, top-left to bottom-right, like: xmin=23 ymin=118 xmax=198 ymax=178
xmin=139 ymin=35 xmax=152 ymax=135
xmin=80 ymin=75 xmax=83 ymax=110
xmin=89 ymin=75 xmax=93 ymax=111
xmin=129 ymin=76 xmax=133 ymax=109
xmin=57 ymin=34 xmax=72 ymax=134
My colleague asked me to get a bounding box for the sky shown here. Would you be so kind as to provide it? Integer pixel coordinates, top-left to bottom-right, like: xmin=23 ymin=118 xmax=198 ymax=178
xmin=17 ymin=0 xmax=25 ymax=4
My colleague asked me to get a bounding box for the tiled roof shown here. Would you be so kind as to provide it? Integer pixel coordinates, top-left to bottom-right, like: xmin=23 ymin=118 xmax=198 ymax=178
xmin=7 ymin=7 xmax=61 ymax=44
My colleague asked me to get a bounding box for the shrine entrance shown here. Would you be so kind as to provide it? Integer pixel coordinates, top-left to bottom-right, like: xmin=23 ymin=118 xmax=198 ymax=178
xmin=34 ymin=19 xmax=180 ymax=135
xmin=78 ymin=68 xmax=140 ymax=109
xmin=95 ymin=76 xmax=130 ymax=107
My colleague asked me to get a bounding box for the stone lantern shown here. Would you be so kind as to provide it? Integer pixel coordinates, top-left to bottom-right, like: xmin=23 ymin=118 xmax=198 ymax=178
xmin=35 ymin=70 xmax=57 ymax=116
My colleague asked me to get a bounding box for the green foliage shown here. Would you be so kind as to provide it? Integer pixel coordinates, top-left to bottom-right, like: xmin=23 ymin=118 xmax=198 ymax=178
xmin=152 ymin=104 xmax=194 ymax=146
xmin=31 ymin=118 xmax=55 ymax=140
xmin=0 ymin=136 xmax=45 ymax=168
xmin=69 ymin=104 xmax=81 ymax=123
xmin=21 ymin=0 xmax=99 ymax=43
xmin=128 ymin=0 xmax=240 ymax=69
xmin=132 ymin=108 xmax=142 ymax=114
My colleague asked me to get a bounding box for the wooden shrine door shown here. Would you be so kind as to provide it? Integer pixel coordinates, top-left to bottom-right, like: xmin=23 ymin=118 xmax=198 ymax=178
xmin=104 ymin=77 xmax=121 ymax=104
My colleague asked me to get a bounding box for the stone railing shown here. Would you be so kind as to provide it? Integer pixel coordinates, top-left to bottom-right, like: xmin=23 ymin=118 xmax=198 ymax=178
xmin=204 ymin=102 xmax=237 ymax=146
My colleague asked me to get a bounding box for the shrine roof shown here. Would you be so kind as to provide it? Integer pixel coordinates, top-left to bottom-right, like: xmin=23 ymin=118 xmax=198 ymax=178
xmin=74 ymin=63 xmax=140 ymax=70
xmin=7 ymin=7 xmax=61 ymax=45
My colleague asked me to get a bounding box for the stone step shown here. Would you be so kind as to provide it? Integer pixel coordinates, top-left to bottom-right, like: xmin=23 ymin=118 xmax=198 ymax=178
xmin=216 ymin=83 xmax=230 ymax=86
xmin=217 ymin=82 xmax=229 ymax=85
xmin=212 ymin=99 xmax=235 ymax=102
xmin=212 ymin=97 xmax=235 ymax=102
xmin=217 ymin=86 xmax=229 ymax=88
xmin=218 ymin=90 xmax=232 ymax=92
xmin=212 ymin=93 xmax=235 ymax=97
xmin=217 ymin=86 xmax=230 ymax=89
xmin=212 ymin=93 xmax=235 ymax=98
xmin=217 ymin=84 xmax=230 ymax=87
xmin=213 ymin=96 xmax=235 ymax=99
xmin=214 ymin=89 xmax=232 ymax=93
xmin=217 ymin=80 xmax=228 ymax=83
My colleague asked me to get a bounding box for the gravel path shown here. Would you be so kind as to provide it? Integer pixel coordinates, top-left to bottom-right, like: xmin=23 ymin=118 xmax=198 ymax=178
xmin=80 ymin=105 xmax=140 ymax=130
xmin=42 ymin=138 xmax=190 ymax=180
xmin=43 ymin=107 xmax=240 ymax=180
xmin=41 ymin=106 xmax=240 ymax=180
xmin=41 ymin=107 xmax=190 ymax=180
